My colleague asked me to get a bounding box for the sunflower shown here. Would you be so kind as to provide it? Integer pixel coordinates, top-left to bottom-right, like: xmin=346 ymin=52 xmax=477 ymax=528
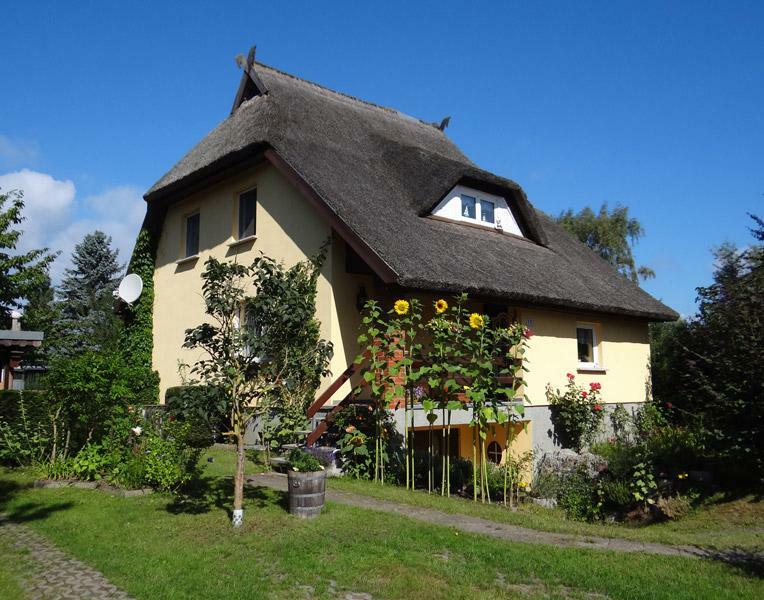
xmin=393 ymin=299 xmax=410 ymax=315
xmin=469 ymin=312 xmax=485 ymax=329
xmin=434 ymin=299 xmax=448 ymax=313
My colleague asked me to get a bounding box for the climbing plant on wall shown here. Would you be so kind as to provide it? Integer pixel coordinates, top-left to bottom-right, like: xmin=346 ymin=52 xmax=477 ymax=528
xmin=120 ymin=227 xmax=160 ymax=405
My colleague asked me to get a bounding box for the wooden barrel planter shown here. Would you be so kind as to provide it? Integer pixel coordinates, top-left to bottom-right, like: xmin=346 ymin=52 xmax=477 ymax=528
xmin=287 ymin=470 xmax=327 ymax=518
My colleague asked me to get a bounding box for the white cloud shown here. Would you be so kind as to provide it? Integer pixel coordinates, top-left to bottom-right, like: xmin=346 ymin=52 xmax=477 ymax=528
xmin=0 ymin=135 xmax=40 ymax=168
xmin=0 ymin=169 xmax=145 ymax=282
xmin=0 ymin=169 xmax=76 ymax=250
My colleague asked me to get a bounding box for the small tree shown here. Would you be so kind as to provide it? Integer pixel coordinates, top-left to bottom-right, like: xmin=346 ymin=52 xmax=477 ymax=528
xmin=184 ymin=250 xmax=331 ymax=527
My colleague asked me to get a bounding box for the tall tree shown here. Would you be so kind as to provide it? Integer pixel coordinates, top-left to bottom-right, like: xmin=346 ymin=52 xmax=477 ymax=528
xmin=557 ymin=203 xmax=655 ymax=283
xmin=651 ymin=214 xmax=763 ymax=486
xmin=20 ymin=274 xmax=57 ymax=364
xmin=55 ymin=231 xmax=123 ymax=354
xmin=0 ymin=189 xmax=57 ymax=327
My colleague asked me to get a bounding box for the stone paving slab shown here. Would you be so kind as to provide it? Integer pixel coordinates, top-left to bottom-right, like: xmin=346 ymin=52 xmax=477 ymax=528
xmin=248 ymin=472 xmax=708 ymax=559
xmin=0 ymin=515 xmax=132 ymax=599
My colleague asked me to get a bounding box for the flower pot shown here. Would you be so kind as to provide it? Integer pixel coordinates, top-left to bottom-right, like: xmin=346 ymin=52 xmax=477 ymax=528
xmin=287 ymin=470 xmax=327 ymax=519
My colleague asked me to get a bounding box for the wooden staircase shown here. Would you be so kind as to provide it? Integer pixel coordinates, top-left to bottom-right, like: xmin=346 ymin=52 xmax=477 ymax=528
xmin=305 ymin=364 xmax=358 ymax=447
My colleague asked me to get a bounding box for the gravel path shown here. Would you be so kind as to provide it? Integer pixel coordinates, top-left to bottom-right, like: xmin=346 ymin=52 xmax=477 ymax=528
xmin=248 ymin=472 xmax=707 ymax=558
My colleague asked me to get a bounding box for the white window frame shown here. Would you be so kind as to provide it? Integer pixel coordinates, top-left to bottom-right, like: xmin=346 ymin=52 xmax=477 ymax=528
xmin=576 ymin=324 xmax=600 ymax=369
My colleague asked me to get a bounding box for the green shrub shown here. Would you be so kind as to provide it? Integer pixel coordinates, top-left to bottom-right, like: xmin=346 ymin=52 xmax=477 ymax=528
xmin=530 ymin=470 xmax=565 ymax=499
xmin=165 ymin=385 xmax=223 ymax=448
xmin=142 ymin=420 xmax=202 ymax=492
xmin=600 ymin=478 xmax=632 ymax=510
xmin=72 ymin=444 xmax=110 ymax=481
xmin=557 ymin=469 xmax=601 ymax=521
xmin=110 ymin=454 xmax=147 ymax=490
xmin=287 ymin=449 xmax=323 ymax=472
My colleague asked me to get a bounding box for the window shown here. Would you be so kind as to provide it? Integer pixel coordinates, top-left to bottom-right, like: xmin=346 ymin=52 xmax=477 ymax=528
xmin=238 ymin=189 xmax=257 ymax=239
xmin=576 ymin=325 xmax=599 ymax=368
xmin=185 ymin=213 xmax=200 ymax=257
xmin=461 ymin=194 xmax=476 ymax=219
xmin=432 ymin=185 xmax=524 ymax=236
xmin=487 ymin=441 xmax=503 ymax=464
xmin=480 ymin=200 xmax=495 ymax=224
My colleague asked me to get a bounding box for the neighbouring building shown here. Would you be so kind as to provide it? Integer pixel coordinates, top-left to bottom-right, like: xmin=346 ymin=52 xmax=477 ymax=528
xmin=138 ymin=50 xmax=676 ymax=460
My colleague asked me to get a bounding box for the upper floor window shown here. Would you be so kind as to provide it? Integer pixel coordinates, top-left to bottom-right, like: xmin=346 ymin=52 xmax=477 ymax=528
xmin=431 ymin=185 xmax=522 ymax=235
xmin=238 ymin=189 xmax=257 ymax=239
xmin=185 ymin=212 xmax=200 ymax=258
xmin=576 ymin=324 xmax=599 ymax=368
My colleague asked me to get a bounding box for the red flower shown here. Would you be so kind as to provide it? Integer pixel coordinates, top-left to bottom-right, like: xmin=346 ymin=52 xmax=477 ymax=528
xmin=589 ymin=382 xmax=601 ymax=391
xmin=594 ymin=404 xmax=603 ymax=412
xmin=523 ymin=328 xmax=534 ymax=339
xmin=581 ymin=391 xmax=588 ymax=398
xmin=566 ymin=373 xmax=575 ymax=380
xmin=666 ymin=402 xmax=674 ymax=409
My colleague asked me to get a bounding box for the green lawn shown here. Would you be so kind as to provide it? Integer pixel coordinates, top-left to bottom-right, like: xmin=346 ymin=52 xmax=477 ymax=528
xmin=329 ymin=477 xmax=764 ymax=551
xmin=0 ymin=466 xmax=762 ymax=599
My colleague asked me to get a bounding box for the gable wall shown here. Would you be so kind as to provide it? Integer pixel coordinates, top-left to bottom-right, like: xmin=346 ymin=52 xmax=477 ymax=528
xmin=152 ymin=163 xmax=369 ymax=401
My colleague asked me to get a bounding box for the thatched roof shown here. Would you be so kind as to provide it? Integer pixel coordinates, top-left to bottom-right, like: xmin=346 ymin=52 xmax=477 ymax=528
xmin=145 ymin=61 xmax=677 ymax=321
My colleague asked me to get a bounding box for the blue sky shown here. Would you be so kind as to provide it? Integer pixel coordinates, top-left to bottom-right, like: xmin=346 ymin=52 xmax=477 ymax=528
xmin=1 ymin=1 xmax=762 ymax=316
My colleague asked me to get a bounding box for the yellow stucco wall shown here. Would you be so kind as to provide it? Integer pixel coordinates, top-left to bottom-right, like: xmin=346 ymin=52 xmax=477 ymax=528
xmin=151 ymin=164 xmax=652 ymax=413
xmin=519 ymin=307 xmax=651 ymax=406
xmin=152 ymin=163 xmax=370 ymax=401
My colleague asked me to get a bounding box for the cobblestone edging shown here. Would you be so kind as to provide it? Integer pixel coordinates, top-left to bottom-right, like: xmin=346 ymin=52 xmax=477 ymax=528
xmin=0 ymin=515 xmax=132 ymax=599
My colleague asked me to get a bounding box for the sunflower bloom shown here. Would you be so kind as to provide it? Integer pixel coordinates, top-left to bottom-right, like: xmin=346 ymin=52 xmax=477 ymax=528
xmin=469 ymin=313 xmax=485 ymax=329
xmin=435 ymin=299 xmax=448 ymax=313
xmin=394 ymin=299 xmax=410 ymax=315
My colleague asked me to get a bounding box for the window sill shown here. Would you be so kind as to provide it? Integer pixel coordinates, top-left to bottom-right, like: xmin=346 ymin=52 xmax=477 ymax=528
xmin=227 ymin=235 xmax=257 ymax=248
xmin=577 ymin=366 xmax=607 ymax=374
xmin=175 ymin=254 xmax=199 ymax=266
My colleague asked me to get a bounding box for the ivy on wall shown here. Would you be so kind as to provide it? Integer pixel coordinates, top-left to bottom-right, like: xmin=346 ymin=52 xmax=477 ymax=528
xmin=120 ymin=226 xmax=160 ymax=404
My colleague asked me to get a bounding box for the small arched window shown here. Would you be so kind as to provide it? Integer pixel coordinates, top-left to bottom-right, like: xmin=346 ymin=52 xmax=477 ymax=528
xmin=487 ymin=441 xmax=503 ymax=464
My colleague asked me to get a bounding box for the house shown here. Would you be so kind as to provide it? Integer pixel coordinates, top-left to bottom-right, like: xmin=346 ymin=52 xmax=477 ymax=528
xmin=0 ymin=311 xmax=44 ymax=391
xmin=140 ymin=49 xmax=677 ymax=460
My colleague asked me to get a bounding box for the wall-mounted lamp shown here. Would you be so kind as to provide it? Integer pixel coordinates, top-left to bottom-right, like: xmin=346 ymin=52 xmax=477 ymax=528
xmin=356 ymin=285 xmax=368 ymax=312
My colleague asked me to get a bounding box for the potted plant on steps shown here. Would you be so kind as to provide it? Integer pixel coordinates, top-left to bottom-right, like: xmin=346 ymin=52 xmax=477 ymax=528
xmin=287 ymin=448 xmax=327 ymax=518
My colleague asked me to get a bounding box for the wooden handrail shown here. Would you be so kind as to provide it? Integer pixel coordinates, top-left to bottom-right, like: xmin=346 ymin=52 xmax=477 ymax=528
xmin=307 ymin=364 xmax=357 ymax=419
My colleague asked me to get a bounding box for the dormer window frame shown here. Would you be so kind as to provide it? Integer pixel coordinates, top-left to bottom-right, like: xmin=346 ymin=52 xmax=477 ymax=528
xmin=431 ymin=184 xmax=524 ymax=236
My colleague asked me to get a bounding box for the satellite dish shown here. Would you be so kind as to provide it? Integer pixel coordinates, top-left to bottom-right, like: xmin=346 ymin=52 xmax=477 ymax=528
xmin=117 ymin=273 xmax=143 ymax=304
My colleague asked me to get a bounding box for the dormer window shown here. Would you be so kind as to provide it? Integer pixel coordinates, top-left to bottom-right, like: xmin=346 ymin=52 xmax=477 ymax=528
xmin=431 ymin=185 xmax=523 ymax=236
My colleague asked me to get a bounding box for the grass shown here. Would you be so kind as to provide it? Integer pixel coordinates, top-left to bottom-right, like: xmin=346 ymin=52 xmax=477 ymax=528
xmin=0 ymin=466 xmax=762 ymax=599
xmin=329 ymin=477 xmax=764 ymax=551
xmin=0 ymin=535 xmax=28 ymax=599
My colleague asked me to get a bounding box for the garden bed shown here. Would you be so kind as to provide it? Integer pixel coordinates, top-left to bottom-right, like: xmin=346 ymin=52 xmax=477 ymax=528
xmin=33 ymin=479 xmax=153 ymax=497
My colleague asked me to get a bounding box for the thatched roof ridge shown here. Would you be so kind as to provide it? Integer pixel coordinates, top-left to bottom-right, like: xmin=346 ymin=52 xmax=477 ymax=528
xmin=145 ymin=61 xmax=677 ymax=321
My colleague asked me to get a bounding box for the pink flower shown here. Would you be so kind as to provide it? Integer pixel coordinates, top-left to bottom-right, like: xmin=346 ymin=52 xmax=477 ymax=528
xmin=566 ymin=373 xmax=575 ymax=380
xmin=666 ymin=402 xmax=674 ymax=409
xmin=589 ymin=382 xmax=601 ymax=391
xmin=523 ymin=328 xmax=534 ymax=339
xmin=581 ymin=391 xmax=588 ymax=398
xmin=594 ymin=404 xmax=603 ymax=412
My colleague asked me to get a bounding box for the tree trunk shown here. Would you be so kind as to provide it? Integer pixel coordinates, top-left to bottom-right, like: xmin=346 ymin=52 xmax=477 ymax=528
xmin=232 ymin=431 xmax=245 ymax=527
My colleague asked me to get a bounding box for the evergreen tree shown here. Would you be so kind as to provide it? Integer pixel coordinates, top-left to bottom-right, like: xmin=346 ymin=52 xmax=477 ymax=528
xmin=651 ymin=214 xmax=763 ymax=487
xmin=20 ymin=274 xmax=57 ymax=364
xmin=55 ymin=231 xmax=123 ymax=354
xmin=557 ymin=203 xmax=655 ymax=283
xmin=0 ymin=189 xmax=57 ymax=326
